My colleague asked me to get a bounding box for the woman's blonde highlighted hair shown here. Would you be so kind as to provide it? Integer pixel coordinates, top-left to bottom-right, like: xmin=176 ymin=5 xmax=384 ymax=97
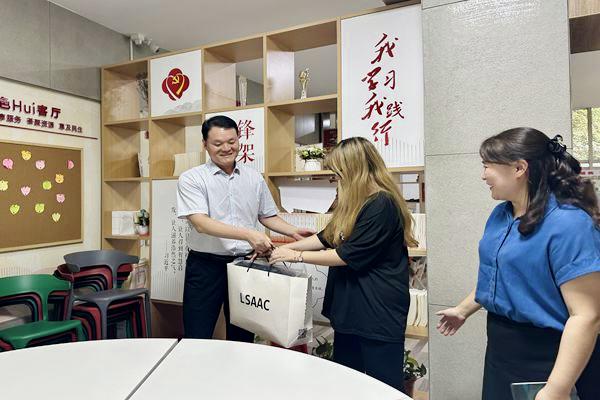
xmin=323 ymin=137 xmax=418 ymax=248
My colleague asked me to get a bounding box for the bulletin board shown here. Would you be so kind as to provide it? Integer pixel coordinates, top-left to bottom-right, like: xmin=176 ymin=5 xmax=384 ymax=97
xmin=0 ymin=141 xmax=82 ymax=252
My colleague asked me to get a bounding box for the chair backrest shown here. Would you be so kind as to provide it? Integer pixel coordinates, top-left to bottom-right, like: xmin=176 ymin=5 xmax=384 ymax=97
xmin=63 ymin=250 xmax=139 ymax=290
xmin=0 ymin=275 xmax=70 ymax=321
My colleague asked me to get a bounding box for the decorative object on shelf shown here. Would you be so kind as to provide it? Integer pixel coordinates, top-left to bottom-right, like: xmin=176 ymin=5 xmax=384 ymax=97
xmin=238 ymin=75 xmax=248 ymax=107
xmin=299 ymin=68 xmax=310 ymax=99
xmin=409 ymin=257 xmax=427 ymax=290
xmin=137 ymin=152 xmax=150 ymax=177
xmin=150 ymin=50 xmax=202 ymax=117
xmin=404 ymin=349 xmax=427 ymax=398
xmin=134 ymin=209 xmax=150 ymax=236
xmin=297 ymin=145 xmax=325 ymax=171
xmin=136 ymin=72 xmax=149 ymax=118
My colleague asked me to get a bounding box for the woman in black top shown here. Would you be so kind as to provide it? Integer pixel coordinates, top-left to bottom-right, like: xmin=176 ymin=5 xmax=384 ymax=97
xmin=269 ymin=137 xmax=418 ymax=392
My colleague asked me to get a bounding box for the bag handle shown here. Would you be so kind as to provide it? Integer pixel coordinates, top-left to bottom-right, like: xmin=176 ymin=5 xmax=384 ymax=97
xmin=244 ymin=257 xmax=290 ymax=277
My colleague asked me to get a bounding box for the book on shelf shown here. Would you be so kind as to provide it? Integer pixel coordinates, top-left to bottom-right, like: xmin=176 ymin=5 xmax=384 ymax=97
xmin=111 ymin=211 xmax=137 ymax=236
xmin=412 ymin=213 xmax=426 ymax=249
xmin=137 ymin=152 xmax=149 ymax=177
xmin=407 ymin=289 xmax=428 ymax=327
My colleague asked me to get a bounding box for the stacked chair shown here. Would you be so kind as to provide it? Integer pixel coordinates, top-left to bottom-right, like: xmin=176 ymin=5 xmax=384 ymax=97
xmin=0 ymin=274 xmax=84 ymax=351
xmin=57 ymin=250 xmax=151 ymax=340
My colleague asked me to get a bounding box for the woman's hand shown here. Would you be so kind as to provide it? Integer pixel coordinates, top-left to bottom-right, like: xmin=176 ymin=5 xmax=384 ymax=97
xmin=269 ymin=247 xmax=300 ymax=264
xmin=436 ymin=307 xmax=467 ymax=336
xmin=534 ymin=385 xmax=572 ymax=400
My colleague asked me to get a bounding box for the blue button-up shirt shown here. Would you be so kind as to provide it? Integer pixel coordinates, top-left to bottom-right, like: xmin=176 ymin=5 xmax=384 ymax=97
xmin=475 ymin=194 xmax=600 ymax=331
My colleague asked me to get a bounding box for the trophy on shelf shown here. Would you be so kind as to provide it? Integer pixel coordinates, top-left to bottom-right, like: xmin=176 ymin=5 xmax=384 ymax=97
xmin=238 ymin=75 xmax=248 ymax=107
xmin=299 ymin=68 xmax=310 ymax=99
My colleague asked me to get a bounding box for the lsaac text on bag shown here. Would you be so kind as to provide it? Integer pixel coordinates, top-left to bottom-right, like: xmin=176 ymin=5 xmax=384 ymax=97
xmin=239 ymin=293 xmax=270 ymax=310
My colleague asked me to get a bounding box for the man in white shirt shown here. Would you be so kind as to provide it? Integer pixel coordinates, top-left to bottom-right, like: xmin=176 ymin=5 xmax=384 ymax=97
xmin=177 ymin=115 xmax=312 ymax=341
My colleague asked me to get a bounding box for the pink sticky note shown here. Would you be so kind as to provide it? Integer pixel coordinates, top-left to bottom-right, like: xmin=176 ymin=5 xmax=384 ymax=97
xmin=56 ymin=194 xmax=65 ymax=203
xmin=2 ymin=158 xmax=13 ymax=170
xmin=21 ymin=186 xmax=31 ymax=196
xmin=67 ymin=160 xmax=75 ymax=169
xmin=35 ymin=160 xmax=45 ymax=170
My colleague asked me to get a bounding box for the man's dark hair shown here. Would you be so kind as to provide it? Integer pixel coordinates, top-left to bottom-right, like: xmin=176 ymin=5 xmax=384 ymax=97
xmin=201 ymin=115 xmax=238 ymax=141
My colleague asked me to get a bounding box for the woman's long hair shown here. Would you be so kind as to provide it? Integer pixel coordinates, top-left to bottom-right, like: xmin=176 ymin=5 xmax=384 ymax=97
xmin=479 ymin=127 xmax=600 ymax=235
xmin=322 ymin=137 xmax=418 ymax=247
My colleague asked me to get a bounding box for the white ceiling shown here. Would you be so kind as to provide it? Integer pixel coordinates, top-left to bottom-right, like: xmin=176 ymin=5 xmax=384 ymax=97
xmin=51 ymin=0 xmax=384 ymax=91
xmin=51 ymin=0 xmax=383 ymax=51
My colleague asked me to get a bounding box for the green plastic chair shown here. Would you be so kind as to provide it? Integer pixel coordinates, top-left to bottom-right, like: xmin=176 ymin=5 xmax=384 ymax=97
xmin=0 ymin=274 xmax=85 ymax=350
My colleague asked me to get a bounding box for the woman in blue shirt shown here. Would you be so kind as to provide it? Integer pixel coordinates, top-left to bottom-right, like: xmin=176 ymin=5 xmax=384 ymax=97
xmin=437 ymin=127 xmax=600 ymax=400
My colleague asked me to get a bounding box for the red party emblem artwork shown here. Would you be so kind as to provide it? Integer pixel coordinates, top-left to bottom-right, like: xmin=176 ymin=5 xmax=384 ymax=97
xmin=162 ymin=68 xmax=190 ymax=101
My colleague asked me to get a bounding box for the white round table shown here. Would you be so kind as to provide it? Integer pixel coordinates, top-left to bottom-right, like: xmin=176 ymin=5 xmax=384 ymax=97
xmin=130 ymin=339 xmax=411 ymax=400
xmin=0 ymin=338 xmax=177 ymax=400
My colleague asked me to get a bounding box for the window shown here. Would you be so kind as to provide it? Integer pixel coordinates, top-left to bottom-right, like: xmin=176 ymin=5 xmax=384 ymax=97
xmin=572 ymin=107 xmax=600 ymax=167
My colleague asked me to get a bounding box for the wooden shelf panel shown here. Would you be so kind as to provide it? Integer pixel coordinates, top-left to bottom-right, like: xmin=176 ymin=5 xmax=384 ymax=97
xmin=268 ymin=167 xmax=419 ymax=179
xmin=104 ymin=118 xmax=149 ymax=131
xmin=268 ymin=20 xmax=337 ymax=51
xmin=205 ymin=103 xmax=265 ymax=115
xmin=151 ymin=112 xmax=203 ymax=126
xmin=268 ymin=94 xmax=337 ymax=115
xmin=205 ymin=36 xmax=263 ymax=63
xmin=103 ymin=59 xmax=148 ymax=78
xmin=268 ymin=170 xmax=334 ymax=178
xmin=389 ymin=166 xmax=425 ymax=173
xmin=151 ymin=299 xmax=183 ymax=306
xmin=405 ymin=325 xmax=428 ymax=339
xmin=104 ymin=235 xmax=150 ymax=240
xmin=104 ymin=177 xmax=149 ymax=183
xmin=273 ymin=243 xmax=425 ymax=258
xmin=409 ymin=248 xmax=427 ymax=257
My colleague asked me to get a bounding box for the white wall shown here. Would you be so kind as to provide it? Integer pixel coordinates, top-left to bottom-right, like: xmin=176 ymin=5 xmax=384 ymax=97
xmin=570 ymin=50 xmax=600 ymax=109
xmin=0 ymin=78 xmax=101 ymax=276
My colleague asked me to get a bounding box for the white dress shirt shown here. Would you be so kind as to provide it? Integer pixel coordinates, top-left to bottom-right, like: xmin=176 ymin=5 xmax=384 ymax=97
xmin=177 ymin=159 xmax=278 ymax=256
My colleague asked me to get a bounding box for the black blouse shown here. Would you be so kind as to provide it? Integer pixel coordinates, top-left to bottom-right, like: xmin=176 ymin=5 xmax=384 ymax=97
xmin=317 ymin=192 xmax=410 ymax=342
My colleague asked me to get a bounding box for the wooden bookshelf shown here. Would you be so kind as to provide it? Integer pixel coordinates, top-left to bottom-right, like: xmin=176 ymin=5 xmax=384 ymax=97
xmin=100 ymin=10 xmax=428 ymax=388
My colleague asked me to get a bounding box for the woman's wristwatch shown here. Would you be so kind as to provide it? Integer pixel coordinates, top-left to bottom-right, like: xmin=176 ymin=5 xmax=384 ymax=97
xmin=295 ymin=251 xmax=304 ymax=263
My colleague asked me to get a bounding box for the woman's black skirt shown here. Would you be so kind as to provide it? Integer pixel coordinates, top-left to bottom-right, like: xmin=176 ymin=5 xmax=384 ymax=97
xmin=482 ymin=312 xmax=600 ymax=400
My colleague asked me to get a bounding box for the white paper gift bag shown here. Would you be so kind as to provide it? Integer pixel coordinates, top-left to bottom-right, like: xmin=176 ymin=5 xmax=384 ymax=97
xmin=227 ymin=259 xmax=313 ymax=348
